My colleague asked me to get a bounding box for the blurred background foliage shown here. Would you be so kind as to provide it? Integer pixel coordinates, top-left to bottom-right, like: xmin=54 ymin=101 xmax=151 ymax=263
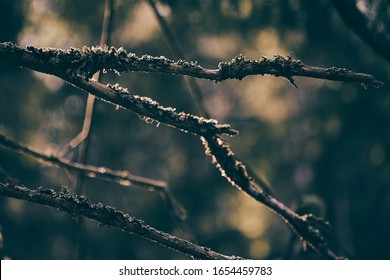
xmin=0 ymin=0 xmax=389 ymax=259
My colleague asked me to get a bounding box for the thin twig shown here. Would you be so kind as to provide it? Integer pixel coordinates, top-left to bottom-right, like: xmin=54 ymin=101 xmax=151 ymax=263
xmin=60 ymin=91 xmax=97 ymax=157
xmin=61 ymin=0 xmax=115 ymax=157
xmin=0 ymin=181 xmax=243 ymax=260
xmin=146 ymin=0 xmax=210 ymax=117
xmin=0 ymin=132 xmax=165 ymax=189
xmin=0 ymin=132 xmax=187 ymax=221
xmin=72 ymin=0 xmax=115 ymax=259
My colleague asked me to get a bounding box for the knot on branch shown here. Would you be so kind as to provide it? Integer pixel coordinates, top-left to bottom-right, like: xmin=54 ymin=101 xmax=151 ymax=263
xmin=272 ymin=53 xmax=303 ymax=70
xmin=218 ymin=54 xmax=252 ymax=80
xmin=270 ymin=54 xmax=303 ymax=87
xmin=217 ymin=53 xmax=304 ymax=83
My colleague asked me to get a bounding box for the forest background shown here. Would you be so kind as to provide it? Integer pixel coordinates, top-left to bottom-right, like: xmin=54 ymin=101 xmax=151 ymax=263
xmin=0 ymin=0 xmax=389 ymax=259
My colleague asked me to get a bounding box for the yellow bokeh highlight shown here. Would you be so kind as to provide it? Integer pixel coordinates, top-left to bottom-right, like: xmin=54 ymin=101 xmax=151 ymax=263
xmin=240 ymin=76 xmax=298 ymax=123
xmin=197 ymin=34 xmax=240 ymax=60
xmin=6 ymin=199 xmax=25 ymax=215
xmin=19 ymin=0 xmax=82 ymax=48
xmin=234 ymin=28 xmax=300 ymax=123
xmin=221 ymin=0 xmax=253 ymax=18
xmin=324 ymin=115 xmax=341 ymax=138
xmin=117 ymin=2 xmax=160 ymax=47
xmin=228 ymin=194 xmax=269 ymax=239
xmin=254 ymin=28 xmax=287 ymax=57
xmin=249 ymin=239 xmax=271 ymax=259
xmin=370 ymin=144 xmax=386 ymax=167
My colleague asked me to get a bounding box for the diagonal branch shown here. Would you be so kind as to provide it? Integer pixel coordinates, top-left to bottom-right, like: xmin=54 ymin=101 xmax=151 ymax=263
xmin=201 ymin=135 xmax=344 ymax=260
xmin=0 ymin=181 xmax=243 ymax=260
xmin=0 ymin=132 xmax=187 ymax=221
xmin=70 ymin=77 xmax=238 ymax=137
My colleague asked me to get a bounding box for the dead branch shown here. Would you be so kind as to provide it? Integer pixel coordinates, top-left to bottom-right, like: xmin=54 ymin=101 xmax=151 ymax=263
xmin=0 ymin=181 xmax=242 ymax=260
xmin=0 ymin=132 xmax=187 ymax=221
xmin=0 ymin=41 xmax=350 ymax=259
xmin=0 ymin=42 xmax=382 ymax=87
xmin=201 ymin=135 xmax=344 ymax=260
xmin=0 ymin=43 xmax=237 ymax=137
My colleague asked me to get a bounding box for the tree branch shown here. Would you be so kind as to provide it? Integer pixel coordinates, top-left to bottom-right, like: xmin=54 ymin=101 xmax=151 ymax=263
xmin=0 ymin=132 xmax=187 ymax=221
xmin=0 ymin=43 xmax=237 ymax=137
xmin=0 ymin=42 xmax=362 ymax=259
xmin=72 ymin=77 xmax=238 ymax=137
xmin=201 ymin=135 xmax=344 ymax=260
xmin=0 ymin=181 xmax=243 ymax=260
xmin=0 ymin=42 xmax=382 ymax=87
